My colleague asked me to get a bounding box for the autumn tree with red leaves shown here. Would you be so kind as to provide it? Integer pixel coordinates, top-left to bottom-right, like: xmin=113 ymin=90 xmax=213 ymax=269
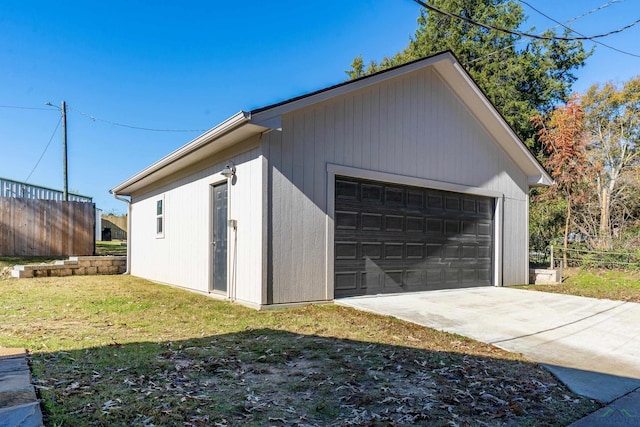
xmin=531 ymin=95 xmax=589 ymax=266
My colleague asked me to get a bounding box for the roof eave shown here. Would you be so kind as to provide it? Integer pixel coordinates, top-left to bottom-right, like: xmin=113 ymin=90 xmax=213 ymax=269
xmin=250 ymin=52 xmax=456 ymax=127
xmin=528 ymin=175 xmax=555 ymax=187
xmin=110 ymin=111 xmax=268 ymax=196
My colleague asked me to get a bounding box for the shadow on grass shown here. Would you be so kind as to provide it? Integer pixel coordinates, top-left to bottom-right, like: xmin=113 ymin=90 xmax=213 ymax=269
xmin=31 ymin=329 xmax=600 ymax=427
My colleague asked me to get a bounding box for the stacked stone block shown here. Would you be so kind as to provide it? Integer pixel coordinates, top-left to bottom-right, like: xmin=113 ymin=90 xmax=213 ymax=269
xmin=11 ymin=256 xmax=126 ymax=279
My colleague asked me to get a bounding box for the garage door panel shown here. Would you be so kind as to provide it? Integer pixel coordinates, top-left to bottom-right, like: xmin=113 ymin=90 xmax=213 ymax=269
xmin=428 ymin=194 xmax=444 ymax=209
xmin=335 ymin=271 xmax=358 ymax=291
xmin=478 ymin=245 xmax=492 ymax=258
xmin=362 ymin=242 xmax=382 ymax=260
xmin=336 ymin=211 xmax=358 ymax=229
xmin=406 ymin=243 xmax=424 ymax=259
xmin=335 ymin=241 xmax=358 ymax=260
xmin=478 ymin=268 xmax=492 ymax=282
xmin=478 ymin=222 xmax=492 ymax=236
xmin=385 ymin=187 xmax=405 ymax=205
xmin=335 ymin=176 xmax=494 ymax=297
xmin=462 ymin=221 xmax=477 ymax=235
xmin=427 ymin=219 xmax=444 ymax=234
xmin=384 ymin=243 xmax=403 ymax=260
xmin=361 ymin=270 xmax=380 ymax=289
xmin=406 ymin=216 xmax=424 ymax=233
xmin=407 ymin=191 xmax=425 ymax=208
xmin=463 ymin=198 xmax=477 ymax=212
xmin=445 ymin=197 xmax=460 ymax=211
xmin=445 ymin=220 xmax=460 ymax=235
xmin=405 ymin=270 xmax=424 ymax=286
xmin=385 ymin=215 xmax=404 ymax=232
xmin=362 ymin=213 xmax=382 ymax=230
xmin=461 ymin=245 xmax=478 ymax=259
xmin=445 ymin=268 xmax=461 ymax=284
xmin=362 ymin=184 xmax=383 ymax=203
xmin=336 ymin=180 xmax=359 ymax=199
xmin=384 ymin=271 xmax=403 ymax=287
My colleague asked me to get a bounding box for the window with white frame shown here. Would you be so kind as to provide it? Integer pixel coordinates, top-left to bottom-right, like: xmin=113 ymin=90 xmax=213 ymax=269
xmin=156 ymin=197 xmax=164 ymax=237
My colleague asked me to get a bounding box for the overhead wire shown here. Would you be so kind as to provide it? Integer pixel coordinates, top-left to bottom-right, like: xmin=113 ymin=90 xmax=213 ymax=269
xmin=518 ymin=0 xmax=640 ymax=58
xmin=68 ymin=105 xmax=207 ymax=133
xmin=24 ymin=116 xmax=62 ymax=184
xmin=410 ymin=0 xmax=640 ymax=41
xmin=461 ymin=0 xmax=638 ymax=65
xmin=564 ymin=0 xmax=625 ymax=26
xmin=0 ymin=104 xmax=53 ymax=111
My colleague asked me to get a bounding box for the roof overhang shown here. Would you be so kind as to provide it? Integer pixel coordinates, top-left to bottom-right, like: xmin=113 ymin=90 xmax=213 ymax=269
xmin=110 ymin=112 xmax=268 ymax=196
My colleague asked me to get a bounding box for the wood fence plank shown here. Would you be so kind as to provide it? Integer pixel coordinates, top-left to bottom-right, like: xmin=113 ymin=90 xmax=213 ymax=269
xmin=0 ymin=198 xmax=95 ymax=256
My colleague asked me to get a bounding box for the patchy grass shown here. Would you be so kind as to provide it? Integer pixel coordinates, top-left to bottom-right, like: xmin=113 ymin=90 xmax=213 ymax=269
xmin=519 ymin=268 xmax=640 ymax=302
xmin=96 ymin=241 xmax=127 ymax=256
xmin=0 ymin=256 xmax=58 ymax=269
xmin=0 ymin=257 xmax=59 ymax=280
xmin=1 ymin=276 xmax=599 ymax=426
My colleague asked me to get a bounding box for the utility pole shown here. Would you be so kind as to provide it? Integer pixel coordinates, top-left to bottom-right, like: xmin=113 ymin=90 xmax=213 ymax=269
xmin=61 ymin=100 xmax=68 ymax=201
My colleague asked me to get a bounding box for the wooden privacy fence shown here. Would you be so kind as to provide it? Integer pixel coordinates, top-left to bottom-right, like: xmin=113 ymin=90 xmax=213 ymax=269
xmin=0 ymin=197 xmax=95 ymax=256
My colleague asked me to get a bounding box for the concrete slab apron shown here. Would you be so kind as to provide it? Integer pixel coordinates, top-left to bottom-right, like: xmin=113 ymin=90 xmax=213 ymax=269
xmin=337 ymin=287 xmax=640 ymax=403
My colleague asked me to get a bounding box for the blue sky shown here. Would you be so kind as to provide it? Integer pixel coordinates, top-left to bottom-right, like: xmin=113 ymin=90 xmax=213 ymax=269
xmin=1 ymin=0 xmax=639 ymax=213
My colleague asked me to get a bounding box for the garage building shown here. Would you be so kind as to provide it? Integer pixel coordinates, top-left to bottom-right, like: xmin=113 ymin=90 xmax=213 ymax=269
xmin=110 ymin=51 xmax=552 ymax=309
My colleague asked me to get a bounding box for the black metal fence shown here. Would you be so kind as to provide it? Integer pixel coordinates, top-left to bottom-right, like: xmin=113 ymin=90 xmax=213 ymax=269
xmin=530 ymin=245 xmax=640 ymax=269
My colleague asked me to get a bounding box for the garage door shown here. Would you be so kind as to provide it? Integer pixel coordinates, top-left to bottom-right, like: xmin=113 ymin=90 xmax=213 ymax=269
xmin=334 ymin=176 xmax=494 ymax=297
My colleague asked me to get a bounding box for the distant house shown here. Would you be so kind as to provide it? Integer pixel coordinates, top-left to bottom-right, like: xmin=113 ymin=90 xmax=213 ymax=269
xmin=111 ymin=51 xmax=552 ymax=309
xmin=101 ymin=214 xmax=128 ymax=241
xmin=0 ymin=177 xmax=95 ymax=256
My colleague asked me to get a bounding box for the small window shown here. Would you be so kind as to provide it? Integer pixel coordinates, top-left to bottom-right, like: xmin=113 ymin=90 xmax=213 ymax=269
xmin=156 ymin=198 xmax=164 ymax=237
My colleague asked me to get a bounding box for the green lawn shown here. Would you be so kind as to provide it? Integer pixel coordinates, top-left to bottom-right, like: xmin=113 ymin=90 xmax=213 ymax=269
xmin=0 ymin=256 xmax=58 ymax=269
xmin=519 ymin=268 xmax=640 ymax=302
xmin=0 ymin=275 xmax=598 ymax=426
xmin=95 ymin=241 xmax=127 ymax=256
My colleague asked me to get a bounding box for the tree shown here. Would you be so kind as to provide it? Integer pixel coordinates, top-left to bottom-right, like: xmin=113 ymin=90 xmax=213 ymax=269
xmin=346 ymin=0 xmax=591 ymax=148
xmin=531 ymin=95 xmax=589 ymax=266
xmin=582 ymin=76 xmax=640 ymax=248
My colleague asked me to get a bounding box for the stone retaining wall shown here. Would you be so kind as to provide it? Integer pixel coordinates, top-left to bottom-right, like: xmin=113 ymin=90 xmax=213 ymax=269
xmin=11 ymin=256 xmax=126 ymax=278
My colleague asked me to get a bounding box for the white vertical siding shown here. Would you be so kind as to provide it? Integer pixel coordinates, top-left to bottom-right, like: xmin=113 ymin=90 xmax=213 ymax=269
xmin=129 ymin=144 xmax=265 ymax=306
xmin=502 ymin=197 xmax=530 ymax=285
xmin=265 ymin=67 xmax=531 ymax=304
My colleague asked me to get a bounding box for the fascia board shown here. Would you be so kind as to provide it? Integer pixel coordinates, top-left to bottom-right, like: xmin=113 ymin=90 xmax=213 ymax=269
xmin=110 ymin=111 xmax=265 ymax=195
xmin=251 ymin=52 xmax=453 ymax=127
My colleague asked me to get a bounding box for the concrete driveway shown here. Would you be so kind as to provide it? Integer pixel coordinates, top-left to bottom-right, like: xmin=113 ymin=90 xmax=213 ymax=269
xmin=337 ymin=287 xmax=640 ymax=404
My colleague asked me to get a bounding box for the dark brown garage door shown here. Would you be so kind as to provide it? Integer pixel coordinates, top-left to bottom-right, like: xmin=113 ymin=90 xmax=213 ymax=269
xmin=334 ymin=176 xmax=494 ymax=297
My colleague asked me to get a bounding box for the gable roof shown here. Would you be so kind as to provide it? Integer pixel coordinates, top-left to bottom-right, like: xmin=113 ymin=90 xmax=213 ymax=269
xmin=111 ymin=51 xmax=552 ymax=196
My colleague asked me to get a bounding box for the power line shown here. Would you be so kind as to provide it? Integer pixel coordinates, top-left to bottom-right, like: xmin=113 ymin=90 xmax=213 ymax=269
xmin=24 ymin=116 xmax=62 ymax=184
xmin=68 ymin=105 xmax=207 ymax=133
xmin=0 ymin=104 xmax=52 ymax=111
xmin=518 ymin=0 xmax=640 ymax=58
xmin=564 ymin=0 xmax=625 ymax=26
xmin=411 ymin=0 xmax=640 ymax=41
xmin=464 ymin=0 xmax=638 ymax=65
